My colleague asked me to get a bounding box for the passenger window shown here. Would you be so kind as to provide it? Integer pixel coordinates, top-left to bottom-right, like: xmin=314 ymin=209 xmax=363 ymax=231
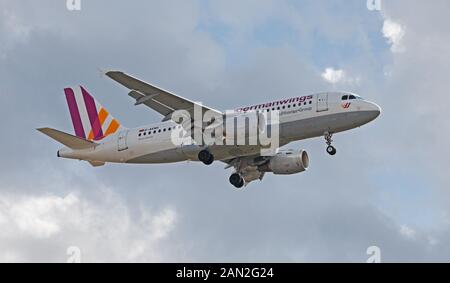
xmin=349 ymin=95 xmax=356 ymax=100
xmin=342 ymin=95 xmax=349 ymax=100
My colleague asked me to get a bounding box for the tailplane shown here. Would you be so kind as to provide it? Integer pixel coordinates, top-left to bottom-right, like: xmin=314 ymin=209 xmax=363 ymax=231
xmin=37 ymin=128 xmax=97 ymax=150
xmin=64 ymin=86 xmax=123 ymax=141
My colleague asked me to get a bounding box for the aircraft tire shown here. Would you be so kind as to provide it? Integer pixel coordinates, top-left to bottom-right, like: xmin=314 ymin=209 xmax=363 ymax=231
xmin=327 ymin=146 xmax=337 ymax=156
xmin=199 ymin=150 xmax=214 ymax=165
xmin=229 ymin=173 xmax=244 ymax=188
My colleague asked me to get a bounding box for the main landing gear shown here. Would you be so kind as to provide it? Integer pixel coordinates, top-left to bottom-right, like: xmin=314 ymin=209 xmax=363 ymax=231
xmin=198 ymin=150 xmax=215 ymax=165
xmin=325 ymin=132 xmax=337 ymax=156
xmin=229 ymin=173 xmax=245 ymax=189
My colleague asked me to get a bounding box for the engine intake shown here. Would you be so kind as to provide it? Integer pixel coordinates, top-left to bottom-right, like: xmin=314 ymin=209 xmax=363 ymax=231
xmin=259 ymin=149 xmax=309 ymax=175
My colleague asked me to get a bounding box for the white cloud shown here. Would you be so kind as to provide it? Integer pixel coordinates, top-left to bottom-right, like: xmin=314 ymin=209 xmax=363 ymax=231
xmin=322 ymin=68 xmax=345 ymax=84
xmin=6 ymin=193 xmax=78 ymax=238
xmin=400 ymin=225 xmax=417 ymax=240
xmin=0 ymin=189 xmax=177 ymax=262
xmin=382 ymin=19 xmax=405 ymax=53
xmin=321 ymin=68 xmax=360 ymax=85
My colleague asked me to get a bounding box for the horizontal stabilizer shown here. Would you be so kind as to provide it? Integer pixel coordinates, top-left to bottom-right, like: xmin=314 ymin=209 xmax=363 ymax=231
xmin=37 ymin=128 xmax=97 ymax=150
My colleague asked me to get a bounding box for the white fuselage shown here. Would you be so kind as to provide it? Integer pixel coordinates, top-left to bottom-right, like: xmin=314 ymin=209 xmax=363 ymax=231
xmin=58 ymin=92 xmax=381 ymax=164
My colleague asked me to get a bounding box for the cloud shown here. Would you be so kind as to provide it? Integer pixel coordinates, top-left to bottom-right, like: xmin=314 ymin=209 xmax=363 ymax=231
xmin=321 ymin=68 xmax=345 ymax=84
xmin=0 ymin=8 xmax=32 ymax=59
xmin=382 ymin=19 xmax=405 ymax=53
xmin=400 ymin=225 xmax=417 ymax=240
xmin=321 ymin=67 xmax=360 ymax=85
xmin=4 ymin=193 xmax=77 ymax=238
xmin=0 ymin=188 xmax=177 ymax=262
xmin=1 ymin=0 xmax=450 ymax=263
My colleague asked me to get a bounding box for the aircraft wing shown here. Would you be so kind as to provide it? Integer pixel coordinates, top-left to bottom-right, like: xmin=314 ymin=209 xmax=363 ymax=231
xmin=106 ymin=71 xmax=223 ymax=122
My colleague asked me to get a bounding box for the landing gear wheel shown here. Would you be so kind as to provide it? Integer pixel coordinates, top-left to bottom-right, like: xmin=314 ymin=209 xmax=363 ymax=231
xmin=198 ymin=150 xmax=214 ymax=165
xmin=324 ymin=132 xmax=337 ymax=156
xmin=327 ymin=145 xmax=337 ymax=156
xmin=204 ymin=154 xmax=214 ymax=165
xmin=229 ymin=173 xmax=244 ymax=189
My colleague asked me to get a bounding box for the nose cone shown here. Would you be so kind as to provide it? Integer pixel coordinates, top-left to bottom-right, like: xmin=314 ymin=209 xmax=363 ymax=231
xmin=370 ymin=102 xmax=381 ymax=117
xmin=365 ymin=102 xmax=381 ymax=122
xmin=370 ymin=102 xmax=382 ymax=119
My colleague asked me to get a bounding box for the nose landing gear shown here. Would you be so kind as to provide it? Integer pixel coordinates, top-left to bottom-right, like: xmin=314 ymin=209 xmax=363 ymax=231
xmin=327 ymin=145 xmax=337 ymax=155
xmin=229 ymin=173 xmax=245 ymax=189
xmin=325 ymin=132 xmax=337 ymax=156
xmin=198 ymin=150 xmax=215 ymax=165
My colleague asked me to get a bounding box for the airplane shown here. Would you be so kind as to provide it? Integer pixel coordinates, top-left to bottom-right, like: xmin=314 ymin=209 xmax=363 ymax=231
xmin=38 ymin=71 xmax=381 ymax=189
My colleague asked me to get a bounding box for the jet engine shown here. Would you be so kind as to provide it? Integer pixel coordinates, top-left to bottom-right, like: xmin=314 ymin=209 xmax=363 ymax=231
xmin=259 ymin=149 xmax=309 ymax=175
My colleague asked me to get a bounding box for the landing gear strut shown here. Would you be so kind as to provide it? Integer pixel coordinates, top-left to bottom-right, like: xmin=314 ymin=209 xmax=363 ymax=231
xmin=229 ymin=173 xmax=244 ymax=189
xmin=325 ymin=132 xmax=337 ymax=156
xmin=198 ymin=150 xmax=214 ymax=165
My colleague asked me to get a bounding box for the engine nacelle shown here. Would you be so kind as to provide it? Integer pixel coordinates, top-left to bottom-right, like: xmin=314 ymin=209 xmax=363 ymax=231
xmin=259 ymin=149 xmax=309 ymax=175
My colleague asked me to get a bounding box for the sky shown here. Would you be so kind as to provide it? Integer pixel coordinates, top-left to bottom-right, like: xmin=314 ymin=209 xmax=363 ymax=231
xmin=0 ymin=0 xmax=450 ymax=262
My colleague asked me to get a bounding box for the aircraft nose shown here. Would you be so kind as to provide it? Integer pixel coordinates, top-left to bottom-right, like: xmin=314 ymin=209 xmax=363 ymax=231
xmin=368 ymin=102 xmax=382 ymax=120
xmin=372 ymin=103 xmax=382 ymax=117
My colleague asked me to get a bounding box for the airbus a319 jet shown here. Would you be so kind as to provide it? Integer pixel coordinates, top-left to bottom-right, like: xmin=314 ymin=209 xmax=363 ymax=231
xmin=38 ymin=71 xmax=381 ymax=188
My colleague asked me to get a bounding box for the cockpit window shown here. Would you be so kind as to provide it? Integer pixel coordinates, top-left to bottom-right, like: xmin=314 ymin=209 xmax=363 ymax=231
xmin=343 ymin=94 xmax=364 ymax=100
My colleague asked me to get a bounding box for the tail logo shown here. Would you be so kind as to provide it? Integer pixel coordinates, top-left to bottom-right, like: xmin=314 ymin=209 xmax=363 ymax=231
xmin=64 ymin=86 xmax=121 ymax=141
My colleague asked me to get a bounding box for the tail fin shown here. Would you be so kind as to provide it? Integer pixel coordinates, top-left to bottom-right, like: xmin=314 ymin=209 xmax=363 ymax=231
xmin=64 ymin=86 xmax=122 ymax=141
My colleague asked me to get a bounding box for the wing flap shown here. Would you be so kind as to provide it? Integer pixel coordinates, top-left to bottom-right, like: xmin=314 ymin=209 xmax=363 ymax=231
xmin=128 ymin=90 xmax=174 ymax=116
